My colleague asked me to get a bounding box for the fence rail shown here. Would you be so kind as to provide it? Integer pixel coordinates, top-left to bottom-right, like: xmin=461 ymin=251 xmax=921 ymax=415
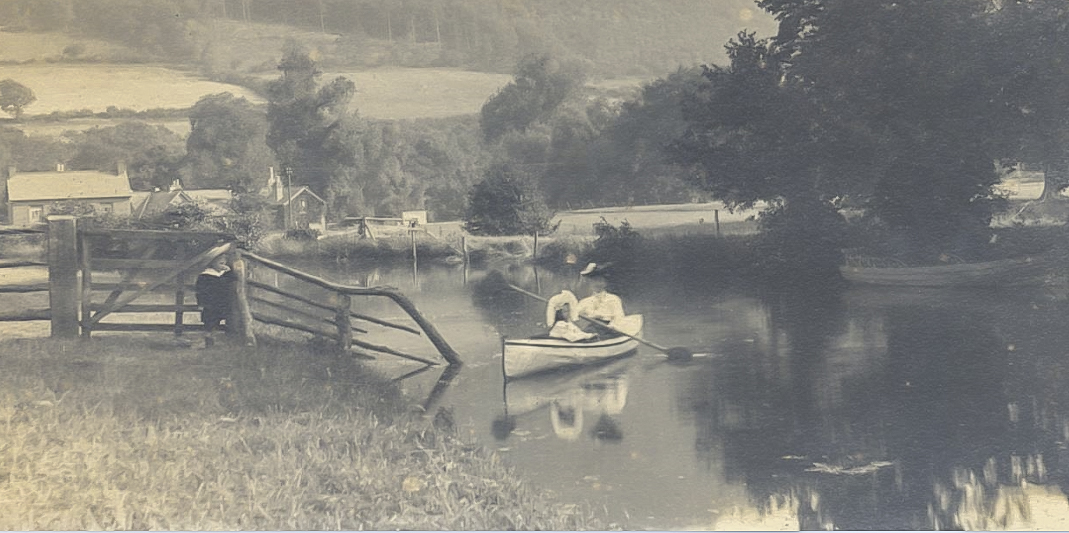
xmin=0 ymin=259 xmax=47 ymax=269
xmin=1 ymin=218 xmax=461 ymax=368
xmin=242 ymin=251 xmax=461 ymax=366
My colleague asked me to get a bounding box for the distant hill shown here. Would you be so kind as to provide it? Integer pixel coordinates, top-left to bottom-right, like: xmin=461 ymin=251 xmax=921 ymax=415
xmin=0 ymin=0 xmax=777 ymax=76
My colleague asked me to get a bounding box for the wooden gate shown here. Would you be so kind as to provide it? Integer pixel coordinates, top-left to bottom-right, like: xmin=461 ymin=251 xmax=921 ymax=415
xmin=76 ymin=223 xmax=239 ymax=338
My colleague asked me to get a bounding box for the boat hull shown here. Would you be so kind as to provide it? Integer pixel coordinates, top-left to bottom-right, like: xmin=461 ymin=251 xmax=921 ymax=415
xmin=503 ymin=315 xmax=642 ymax=379
xmin=840 ymin=251 xmax=1061 ymax=287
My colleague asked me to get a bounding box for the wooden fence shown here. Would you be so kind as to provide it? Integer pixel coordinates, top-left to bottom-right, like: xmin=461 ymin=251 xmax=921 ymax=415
xmin=0 ymin=223 xmax=50 ymax=323
xmin=241 ymin=251 xmax=461 ymax=366
xmin=0 ymin=216 xmax=461 ymax=368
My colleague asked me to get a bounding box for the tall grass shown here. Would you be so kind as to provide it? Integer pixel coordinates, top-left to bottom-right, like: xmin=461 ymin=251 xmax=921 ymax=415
xmin=0 ymin=335 xmax=612 ymax=530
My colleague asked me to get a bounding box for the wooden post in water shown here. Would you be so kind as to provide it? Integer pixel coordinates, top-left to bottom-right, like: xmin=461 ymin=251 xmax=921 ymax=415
xmin=334 ymin=292 xmax=352 ymax=353
xmin=79 ymin=231 xmax=92 ymax=339
xmin=461 ymin=236 xmax=468 ymax=264
xmin=714 ymin=209 xmax=721 ymax=237
xmin=228 ymin=251 xmax=257 ymax=347
xmin=48 ymin=216 xmax=79 ymax=339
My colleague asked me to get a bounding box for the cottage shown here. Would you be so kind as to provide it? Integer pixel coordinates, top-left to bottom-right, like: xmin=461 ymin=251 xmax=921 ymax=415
xmin=3 ymin=164 xmax=133 ymax=226
xmin=263 ymin=168 xmax=326 ymax=232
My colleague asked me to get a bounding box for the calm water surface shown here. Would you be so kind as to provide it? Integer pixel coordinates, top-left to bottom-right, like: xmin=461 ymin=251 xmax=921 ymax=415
xmin=286 ymin=261 xmax=1069 ymax=530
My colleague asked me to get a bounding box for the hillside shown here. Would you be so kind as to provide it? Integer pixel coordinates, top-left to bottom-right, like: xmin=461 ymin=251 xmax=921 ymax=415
xmin=0 ymin=0 xmax=778 ymax=76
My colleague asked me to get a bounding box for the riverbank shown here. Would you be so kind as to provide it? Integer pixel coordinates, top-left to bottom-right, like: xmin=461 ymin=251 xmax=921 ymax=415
xmin=0 ymin=335 xmax=613 ymax=530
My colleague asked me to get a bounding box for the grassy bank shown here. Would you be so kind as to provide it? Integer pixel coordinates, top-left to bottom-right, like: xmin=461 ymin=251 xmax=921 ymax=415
xmin=0 ymin=335 xmax=611 ymax=530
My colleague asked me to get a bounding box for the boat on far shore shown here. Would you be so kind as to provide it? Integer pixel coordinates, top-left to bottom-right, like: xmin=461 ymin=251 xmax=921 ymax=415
xmin=839 ymin=248 xmax=1065 ymax=287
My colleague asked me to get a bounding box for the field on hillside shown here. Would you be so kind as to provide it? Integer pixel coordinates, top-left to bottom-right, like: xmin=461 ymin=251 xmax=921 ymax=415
xmin=0 ymin=64 xmax=263 ymax=115
xmin=324 ymin=68 xmax=513 ymax=120
xmin=0 ymin=31 xmax=126 ymax=63
xmin=13 ymin=118 xmax=192 ymax=137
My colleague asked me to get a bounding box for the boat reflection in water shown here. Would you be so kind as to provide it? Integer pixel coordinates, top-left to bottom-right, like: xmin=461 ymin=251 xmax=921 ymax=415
xmin=493 ymin=358 xmax=632 ymax=443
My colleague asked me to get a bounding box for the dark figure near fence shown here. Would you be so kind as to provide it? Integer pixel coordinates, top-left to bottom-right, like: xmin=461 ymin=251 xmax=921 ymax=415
xmin=195 ymin=254 xmax=234 ymax=347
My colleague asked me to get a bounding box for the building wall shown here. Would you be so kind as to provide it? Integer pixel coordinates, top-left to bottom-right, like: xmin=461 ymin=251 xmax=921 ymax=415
xmin=9 ymin=198 xmax=132 ymax=226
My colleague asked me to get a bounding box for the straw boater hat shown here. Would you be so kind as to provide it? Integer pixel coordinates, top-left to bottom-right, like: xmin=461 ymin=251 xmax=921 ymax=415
xmin=579 ymin=262 xmax=611 ymax=279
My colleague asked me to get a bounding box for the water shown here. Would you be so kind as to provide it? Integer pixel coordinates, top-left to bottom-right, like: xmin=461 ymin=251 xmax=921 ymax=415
xmin=280 ymin=260 xmax=1069 ymax=530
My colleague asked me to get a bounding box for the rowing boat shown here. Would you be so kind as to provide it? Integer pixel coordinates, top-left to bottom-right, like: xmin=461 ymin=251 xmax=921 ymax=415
xmin=502 ymin=315 xmax=643 ymax=379
xmin=839 ymin=249 xmax=1063 ymax=287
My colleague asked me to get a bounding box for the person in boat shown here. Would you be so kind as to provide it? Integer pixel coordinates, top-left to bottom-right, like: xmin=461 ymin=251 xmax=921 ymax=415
xmin=545 ymin=262 xmax=625 ymax=341
xmin=195 ymin=253 xmax=235 ymax=348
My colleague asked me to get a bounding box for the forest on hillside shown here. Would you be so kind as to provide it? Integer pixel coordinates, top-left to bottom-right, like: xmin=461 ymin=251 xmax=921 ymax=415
xmin=0 ymin=0 xmax=775 ymax=75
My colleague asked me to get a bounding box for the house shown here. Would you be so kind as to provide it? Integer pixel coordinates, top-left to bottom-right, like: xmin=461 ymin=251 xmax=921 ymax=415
xmin=3 ymin=163 xmax=133 ymax=226
xmin=264 ymin=168 xmax=327 ymax=232
xmin=130 ymin=180 xmax=234 ymax=220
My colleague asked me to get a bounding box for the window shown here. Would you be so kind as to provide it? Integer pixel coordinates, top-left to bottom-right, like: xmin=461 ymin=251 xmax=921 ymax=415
xmin=27 ymin=206 xmax=43 ymax=222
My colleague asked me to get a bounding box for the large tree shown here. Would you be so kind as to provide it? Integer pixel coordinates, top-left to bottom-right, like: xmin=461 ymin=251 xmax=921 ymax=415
xmin=65 ymin=122 xmax=185 ymax=191
xmin=676 ymin=0 xmax=1015 ymax=257
xmin=480 ymin=54 xmax=586 ymax=142
xmin=266 ymin=42 xmax=357 ymax=212
xmin=0 ymin=79 xmax=36 ymax=120
xmin=185 ymin=93 xmax=275 ymax=192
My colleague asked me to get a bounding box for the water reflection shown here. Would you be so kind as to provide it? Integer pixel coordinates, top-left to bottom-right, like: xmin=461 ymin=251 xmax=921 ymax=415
xmin=497 ymin=358 xmax=632 ymax=444
xmin=274 ymin=260 xmax=1069 ymax=530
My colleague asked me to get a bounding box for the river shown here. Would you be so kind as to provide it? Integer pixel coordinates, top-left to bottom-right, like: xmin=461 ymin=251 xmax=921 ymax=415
xmin=274 ymin=260 xmax=1069 ymax=530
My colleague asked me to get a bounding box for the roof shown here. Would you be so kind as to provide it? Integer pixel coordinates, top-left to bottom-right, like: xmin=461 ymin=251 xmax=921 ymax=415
xmin=183 ymin=189 xmax=233 ymax=205
xmin=7 ymin=171 xmax=132 ymax=202
xmin=277 ymin=186 xmax=325 ymax=206
xmin=135 ymin=190 xmax=188 ymax=219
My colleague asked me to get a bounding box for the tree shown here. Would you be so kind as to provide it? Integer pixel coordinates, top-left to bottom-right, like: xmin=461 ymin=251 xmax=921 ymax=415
xmin=0 ymin=79 xmax=36 ymax=120
xmin=674 ymin=1 xmax=1016 ymax=258
xmin=65 ymin=122 xmax=186 ymax=191
xmin=983 ymin=0 xmax=1069 ymax=200
xmin=464 ymin=163 xmax=555 ymax=236
xmin=266 ymin=42 xmax=357 ymax=213
xmin=480 ymin=54 xmax=586 ymax=142
xmin=185 ymin=93 xmax=275 ymax=192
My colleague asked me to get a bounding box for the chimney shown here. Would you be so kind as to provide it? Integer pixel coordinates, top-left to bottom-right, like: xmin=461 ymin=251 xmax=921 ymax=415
xmin=6 ymin=166 xmax=15 ymax=178
xmin=117 ymin=161 xmax=127 ymax=176
xmin=56 ymin=163 xmax=65 ymax=172
xmin=169 ymin=179 xmax=182 ymax=192
xmin=271 ymin=167 xmax=284 ymax=202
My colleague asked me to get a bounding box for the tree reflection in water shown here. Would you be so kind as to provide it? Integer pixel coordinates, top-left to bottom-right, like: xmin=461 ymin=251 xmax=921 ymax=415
xmin=681 ymin=284 xmax=1069 ymax=530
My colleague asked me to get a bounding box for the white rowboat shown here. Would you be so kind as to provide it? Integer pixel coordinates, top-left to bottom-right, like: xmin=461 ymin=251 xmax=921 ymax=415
xmin=502 ymin=315 xmax=643 ymax=379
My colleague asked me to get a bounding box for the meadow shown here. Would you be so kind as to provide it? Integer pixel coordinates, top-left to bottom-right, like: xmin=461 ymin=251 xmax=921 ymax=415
xmin=0 ymin=334 xmax=613 ymax=530
xmin=0 ymin=64 xmax=264 ymax=116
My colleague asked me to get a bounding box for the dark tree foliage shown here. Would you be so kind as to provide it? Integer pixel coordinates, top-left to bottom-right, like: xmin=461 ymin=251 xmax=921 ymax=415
xmin=186 ymin=93 xmax=275 ymax=192
xmin=480 ymin=54 xmax=586 ymax=142
xmin=464 ymin=163 xmax=555 ymax=236
xmin=266 ymin=42 xmax=357 ymax=212
xmin=0 ymin=79 xmax=36 ymax=120
xmin=64 ymin=122 xmax=186 ymax=191
xmin=673 ymin=0 xmax=1066 ymax=257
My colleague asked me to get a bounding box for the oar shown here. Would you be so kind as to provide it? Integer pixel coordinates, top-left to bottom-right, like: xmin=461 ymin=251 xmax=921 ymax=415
xmin=506 ymin=283 xmax=695 ymax=361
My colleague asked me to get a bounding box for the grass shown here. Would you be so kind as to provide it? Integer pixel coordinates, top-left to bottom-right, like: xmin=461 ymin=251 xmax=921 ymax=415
xmin=0 ymin=64 xmax=263 ymax=116
xmin=324 ymin=68 xmax=513 ymax=120
xmin=0 ymin=335 xmax=612 ymax=530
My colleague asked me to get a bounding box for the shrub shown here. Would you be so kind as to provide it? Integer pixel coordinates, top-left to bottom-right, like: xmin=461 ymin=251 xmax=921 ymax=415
xmin=284 ymin=228 xmax=321 ymax=241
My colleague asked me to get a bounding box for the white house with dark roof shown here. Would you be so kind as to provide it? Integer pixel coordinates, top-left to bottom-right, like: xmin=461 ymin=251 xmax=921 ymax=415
xmin=3 ymin=164 xmax=133 ymax=226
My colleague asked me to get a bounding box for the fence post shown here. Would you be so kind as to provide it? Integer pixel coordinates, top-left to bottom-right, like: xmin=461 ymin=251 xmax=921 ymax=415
xmin=714 ymin=209 xmax=721 ymax=237
xmin=532 ymin=231 xmax=538 ymax=259
xmin=79 ymin=231 xmax=92 ymax=339
xmin=335 ymin=293 xmax=352 ymax=353
xmin=47 ymin=216 xmax=79 ymax=338
xmin=228 ymin=251 xmax=257 ymax=347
